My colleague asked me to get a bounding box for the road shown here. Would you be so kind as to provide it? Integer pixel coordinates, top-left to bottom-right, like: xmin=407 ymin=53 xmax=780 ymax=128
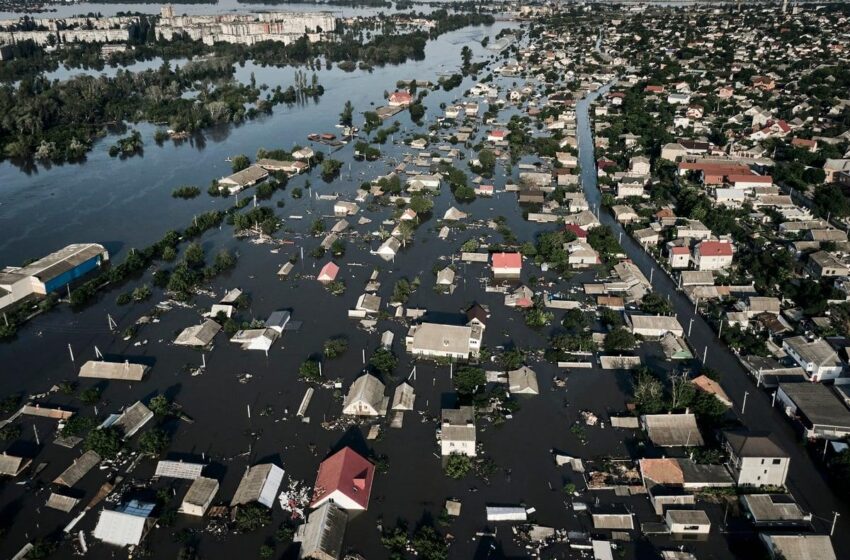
xmin=575 ymin=83 xmax=850 ymax=553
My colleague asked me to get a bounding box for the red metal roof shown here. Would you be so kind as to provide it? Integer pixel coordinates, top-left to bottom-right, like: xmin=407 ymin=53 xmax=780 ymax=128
xmin=727 ymin=174 xmax=772 ymax=184
xmin=492 ymin=252 xmax=522 ymax=270
xmin=310 ymin=447 xmax=375 ymax=510
xmin=318 ymin=262 xmax=339 ymax=281
xmin=564 ymin=223 xmax=588 ymax=238
xmin=697 ymin=241 xmax=733 ymax=257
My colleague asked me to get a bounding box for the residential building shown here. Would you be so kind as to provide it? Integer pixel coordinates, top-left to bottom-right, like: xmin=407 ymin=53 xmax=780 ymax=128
xmin=342 ymin=374 xmax=388 ymax=417
xmin=693 ymin=241 xmax=733 ymax=271
xmin=440 ymin=406 xmax=476 ymax=456
xmin=310 ymin=447 xmax=375 ymax=511
xmin=776 ymin=382 xmax=850 ymax=439
xmin=781 ymin=336 xmax=844 ymax=381
xmin=723 ymin=430 xmax=790 ymax=487
xmin=295 ymin=502 xmax=347 ymax=560
xmin=230 ymin=463 xmax=284 ymax=508
xmin=406 ymin=322 xmax=483 ymax=360
xmin=180 ymin=477 xmax=219 ymax=517
xmin=491 ymin=252 xmax=522 ymax=278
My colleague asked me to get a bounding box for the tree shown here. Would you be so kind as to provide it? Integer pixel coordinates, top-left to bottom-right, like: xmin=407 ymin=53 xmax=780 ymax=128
xmin=214 ymin=249 xmax=236 ymax=272
xmin=640 ymin=293 xmax=673 ymax=315
xmin=410 ymin=194 xmax=434 ymax=214
xmin=604 ymin=327 xmax=636 ymax=352
xmin=633 ymin=373 xmax=665 ymax=414
xmin=149 ymin=395 xmax=171 ymax=416
xmin=184 ymin=242 xmax=205 ymax=268
xmin=411 ymin=525 xmax=448 ymax=560
xmin=340 ymin=100 xmax=354 ymax=126
xmin=498 ymin=347 xmax=524 ymax=371
xmin=444 ymin=453 xmax=471 ymax=479
xmin=299 ymin=359 xmax=321 ymax=381
xmin=477 ymin=148 xmax=496 ymax=174
xmin=562 ymin=308 xmax=589 ymax=331
xmin=323 ymin=337 xmax=348 ymax=359
xmin=369 ymin=348 xmax=398 ymax=378
xmin=138 ymin=428 xmax=170 ymax=456
xmin=234 ymin=503 xmax=271 ymax=532
xmin=321 ymin=158 xmax=343 ymax=181
xmin=80 ymin=386 xmax=102 ymax=405
xmin=453 ymin=366 xmax=485 ymax=396
xmin=409 ymin=102 xmax=425 ymax=122
xmin=86 ymin=427 xmax=122 ymax=459
xmin=231 ymin=154 xmax=250 ymax=172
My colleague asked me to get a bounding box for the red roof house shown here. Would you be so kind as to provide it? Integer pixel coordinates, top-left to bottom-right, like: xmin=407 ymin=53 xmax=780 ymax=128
xmin=388 ymin=91 xmax=413 ymax=107
xmin=693 ymin=241 xmax=734 ymax=271
xmin=492 ymin=252 xmax=522 ymax=278
xmin=317 ymin=262 xmax=339 ymax=283
xmin=564 ymin=223 xmax=588 ymax=239
xmin=310 ymin=447 xmax=375 ymax=511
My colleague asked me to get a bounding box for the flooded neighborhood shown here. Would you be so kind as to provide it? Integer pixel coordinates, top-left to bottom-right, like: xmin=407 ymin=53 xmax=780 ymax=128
xmin=1 ymin=1 xmax=850 ymax=560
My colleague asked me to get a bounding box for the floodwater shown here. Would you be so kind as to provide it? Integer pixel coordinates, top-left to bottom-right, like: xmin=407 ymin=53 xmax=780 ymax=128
xmin=0 ymin=18 xmax=656 ymax=560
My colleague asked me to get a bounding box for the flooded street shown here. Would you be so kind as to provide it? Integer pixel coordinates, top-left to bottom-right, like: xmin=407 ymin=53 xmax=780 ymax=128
xmin=0 ymin=18 xmax=651 ymax=560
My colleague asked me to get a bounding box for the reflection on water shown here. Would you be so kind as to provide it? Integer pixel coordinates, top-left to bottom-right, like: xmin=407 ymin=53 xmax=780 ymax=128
xmin=0 ymin=22 xmax=512 ymax=265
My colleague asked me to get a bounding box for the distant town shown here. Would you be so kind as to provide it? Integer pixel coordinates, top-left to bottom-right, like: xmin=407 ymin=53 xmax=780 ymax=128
xmin=1 ymin=1 xmax=850 ymax=560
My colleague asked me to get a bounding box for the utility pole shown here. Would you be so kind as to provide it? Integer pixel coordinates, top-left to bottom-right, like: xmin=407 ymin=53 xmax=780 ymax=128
xmin=68 ymin=344 xmax=75 ymax=363
xmin=702 ymin=346 xmax=708 ymax=365
xmin=742 ymin=391 xmax=749 ymax=414
xmin=831 ymin=512 xmax=840 ymax=536
xmin=688 ymin=317 xmax=694 ymax=337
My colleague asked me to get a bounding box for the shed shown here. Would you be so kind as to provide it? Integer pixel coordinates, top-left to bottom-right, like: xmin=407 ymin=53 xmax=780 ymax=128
xmin=155 ymin=460 xmax=205 ymax=480
xmin=665 ymin=509 xmax=710 ymax=534
xmin=486 ymin=506 xmax=528 ymax=522
xmin=46 ymin=492 xmax=80 ymax=513
xmin=231 ymin=463 xmax=284 ymax=508
xmin=180 ymin=476 xmax=219 ymax=517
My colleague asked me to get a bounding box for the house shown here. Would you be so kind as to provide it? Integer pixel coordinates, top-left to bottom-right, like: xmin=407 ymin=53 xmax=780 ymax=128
xmin=807 ymin=251 xmax=849 ymax=278
xmin=218 ymin=165 xmax=269 ymax=194
xmin=342 ymin=374 xmax=388 ymax=417
xmin=317 ymin=262 xmax=340 ymax=284
xmin=823 ymin=159 xmax=850 ymax=183
xmin=230 ymin=328 xmax=278 ymax=352
xmin=180 ymin=477 xmax=219 ymax=517
xmin=690 ymin=375 xmax=731 ymax=407
xmin=295 ymin=502 xmax=347 ymax=560
xmin=440 ymin=406 xmax=476 ymax=456
xmin=388 ymin=90 xmax=413 ymax=107
xmin=665 ymin=510 xmax=710 ymax=535
xmin=627 ymin=314 xmax=684 ymax=338
xmin=93 ymin=500 xmax=156 ymax=547
xmin=630 ymin=156 xmax=651 ymax=175
xmin=257 ymin=158 xmax=307 ymax=175
xmin=492 ymin=252 xmax=522 ymax=278
xmin=391 ymin=382 xmax=415 ymax=411
xmin=518 ymin=188 xmax=545 ymax=204
xmin=104 ymin=401 xmax=154 ymax=439
xmin=781 ymin=336 xmax=844 ymax=381
xmin=54 ymin=450 xmax=101 ymax=487
xmin=292 ymin=147 xmax=315 ymax=160
xmin=79 ymin=360 xmax=149 ymax=381
xmin=676 ymin=219 xmax=712 ymax=240
xmin=475 ymin=184 xmax=494 ymax=196
xmin=668 ymin=246 xmax=690 ymax=269
xmin=723 ymin=430 xmax=790 ymax=487
xmin=611 ymin=205 xmax=638 ymax=223
xmin=334 ymin=201 xmax=359 ymax=216
xmin=436 ymin=267 xmax=455 ymax=286
xmin=565 ymin=240 xmax=600 ymax=267
xmin=231 ymin=463 xmax=284 ymax=508
xmin=0 ymin=453 xmax=31 ymax=477
xmin=759 ymin=534 xmax=836 ymax=560
xmin=740 ymin=494 xmax=811 ymax=528
xmin=406 ymin=322 xmax=483 ymax=359
xmin=616 ymin=180 xmax=645 ymax=199
xmin=693 ymin=241 xmax=733 ymax=271
xmin=174 ymin=319 xmax=221 ymax=347
xmin=591 ymin=505 xmax=635 ymax=530
xmin=376 ymin=237 xmax=401 ymax=261
xmin=154 ymin=460 xmax=205 ymax=480
xmin=406 ymin=174 xmax=441 ymax=191
xmin=487 ymin=129 xmax=509 ymax=142
xmin=310 ymin=447 xmax=375 ymax=511
xmin=508 ymin=366 xmax=539 ymax=395
xmin=661 ymin=143 xmax=688 ymax=161
xmin=642 ymin=413 xmax=704 ymax=447
xmin=776 ymin=382 xmax=850 ymax=439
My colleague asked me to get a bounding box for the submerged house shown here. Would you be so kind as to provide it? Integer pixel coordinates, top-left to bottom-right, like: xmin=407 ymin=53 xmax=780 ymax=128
xmin=342 ymin=374 xmax=388 ymax=417
xmin=295 ymin=502 xmax=348 ymax=560
xmin=93 ymin=500 xmax=156 ymax=547
xmin=310 ymin=447 xmax=375 ymax=511
xmin=231 ymin=463 xmax=284 ymax=508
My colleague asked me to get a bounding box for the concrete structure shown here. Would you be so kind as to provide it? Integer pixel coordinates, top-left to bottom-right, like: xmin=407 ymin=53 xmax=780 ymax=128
xmin=440 ymin=406 xmax=476 ymax=457
xmin=491 ymin=252 xmax=522 ymax=278
xmin=723 ymin=430 xmax=790 ymax=487
xmin=781 ymin=336 xmax=844 ymax=382
xmin=627 ymin=314 xmax=684 ymax=338
xmin=776 ymin=382 xmax=850 ymax=440
xmin=1 ymin=243 xmax=108 ymax=310
xmin=759 ymin=534 xmax=836 ymax=560
xmin=665 ymin=509 xmax=710 ymax=535
xmin=180 ymin=477 xmax=219 ymax=517
xmin=406 ymin=322 xmax=483 ymax=360
xmin=642 ymin=413 xmax=704 ymax=447
xmin=693 ymin=241 xmax=733 ymax=271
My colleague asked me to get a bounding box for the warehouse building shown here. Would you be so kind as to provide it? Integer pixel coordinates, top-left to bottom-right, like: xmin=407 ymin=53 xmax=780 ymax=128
xmin=0 ymin=243 xmax=108 ymax=309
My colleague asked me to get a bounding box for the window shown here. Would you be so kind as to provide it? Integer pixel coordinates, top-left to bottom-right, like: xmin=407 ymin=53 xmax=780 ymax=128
xmin=772 ymin=459 xmax=782 ymax=465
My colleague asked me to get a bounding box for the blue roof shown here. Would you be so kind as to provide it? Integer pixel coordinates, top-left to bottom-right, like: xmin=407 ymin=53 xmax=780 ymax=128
xmin=119 ymin=500 xmax=155 ymax=518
